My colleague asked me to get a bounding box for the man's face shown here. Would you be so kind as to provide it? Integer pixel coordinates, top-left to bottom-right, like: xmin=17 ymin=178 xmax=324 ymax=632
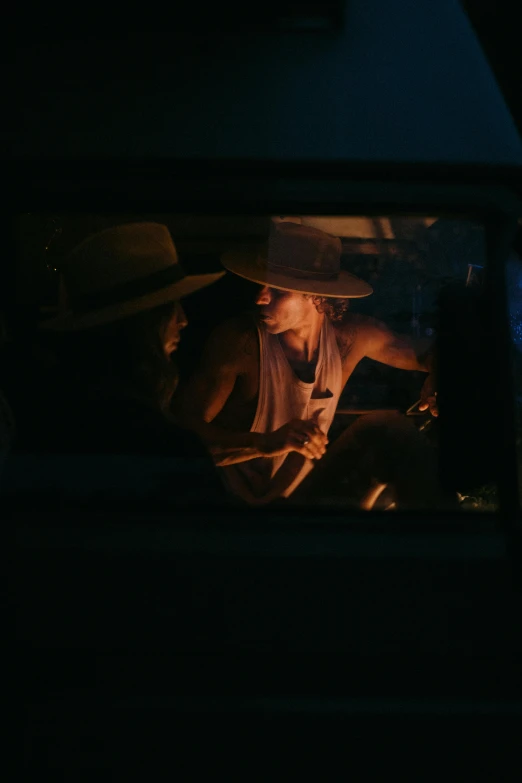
xmin=255 ymin=286 xmax=315 ymax=334
xmin=163 ymin=301 xmax=188 ymax=357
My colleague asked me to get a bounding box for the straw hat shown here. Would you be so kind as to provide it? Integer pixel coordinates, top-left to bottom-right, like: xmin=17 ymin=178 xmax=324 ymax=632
xmin=40 ymin=222 xmax=224 ymax=330
xmin=221 ymin=221 xmax=372 ymax=298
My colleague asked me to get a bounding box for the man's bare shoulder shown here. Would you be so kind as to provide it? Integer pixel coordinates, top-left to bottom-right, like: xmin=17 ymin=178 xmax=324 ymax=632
xmin=333 ymin=313 xmax=376 ymax=360
xmin=204 ymin=314 xmax=258 ymax=370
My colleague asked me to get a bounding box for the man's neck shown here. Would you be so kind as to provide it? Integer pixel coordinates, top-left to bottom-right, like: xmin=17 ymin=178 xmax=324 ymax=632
xmin=278 ymin=312 xmax=324 ymax=363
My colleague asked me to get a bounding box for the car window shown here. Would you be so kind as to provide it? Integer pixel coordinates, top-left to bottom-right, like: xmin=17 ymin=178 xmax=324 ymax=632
xmin=4 ymin=212 xmax=495 ymax=515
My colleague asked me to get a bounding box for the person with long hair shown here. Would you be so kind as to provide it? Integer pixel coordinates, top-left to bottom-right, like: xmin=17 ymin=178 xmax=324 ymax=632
xmin=2 ymin=222 xmax=226 ymax=512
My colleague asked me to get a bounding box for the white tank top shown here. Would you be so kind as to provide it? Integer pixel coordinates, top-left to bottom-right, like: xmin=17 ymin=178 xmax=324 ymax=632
xmin=221 ymin=316 xmax=343 ymax=504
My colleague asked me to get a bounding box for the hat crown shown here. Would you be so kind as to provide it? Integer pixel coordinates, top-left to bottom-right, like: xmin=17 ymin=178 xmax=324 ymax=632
xmin=64 ymin=223 xmax=181 ymax=299
xmin=267 ymin=222 xmax=342 ymax=277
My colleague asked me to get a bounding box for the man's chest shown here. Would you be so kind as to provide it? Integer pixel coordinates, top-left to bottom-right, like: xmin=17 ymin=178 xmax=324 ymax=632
xmin=283 ymin=347 xmax=320 ymax=384
xmin=227 ymin=320 xmax=359 ymax=405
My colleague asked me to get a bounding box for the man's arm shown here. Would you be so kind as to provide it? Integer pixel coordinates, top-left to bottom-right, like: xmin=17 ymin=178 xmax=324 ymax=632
xmin=338 ymin=315 xmax=438 ymax=415
xmin=175 ymin=318 xmax=327 ymax=466
xmin=350 ymin=315 xmax=432 ymax=372
xmin=174 ymin=318 xmax=264 ymax=465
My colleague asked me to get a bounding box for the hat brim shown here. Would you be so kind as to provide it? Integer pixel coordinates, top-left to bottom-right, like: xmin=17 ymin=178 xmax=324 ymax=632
xmin=39 ymin=271 xmax=224 ymax=331
xmin=222 ymin=249 xmax=373 ymax=299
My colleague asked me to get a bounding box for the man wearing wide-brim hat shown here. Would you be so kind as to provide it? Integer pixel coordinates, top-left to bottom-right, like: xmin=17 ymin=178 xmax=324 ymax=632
xmin=179 ymin=220 xmax=443 ymax=509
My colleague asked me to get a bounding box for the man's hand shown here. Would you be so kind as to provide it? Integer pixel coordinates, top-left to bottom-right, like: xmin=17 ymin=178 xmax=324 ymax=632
xmin=419 ymin=373 xmax=438 ymax=417
xmin=260 ymin=411 xmax=328 ymax=460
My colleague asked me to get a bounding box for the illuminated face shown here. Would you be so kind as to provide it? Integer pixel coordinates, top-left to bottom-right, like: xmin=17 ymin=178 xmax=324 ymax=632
xmin=255 ymin=286 xmax=316 ymax=334
xmin=163 ymin=301 xmax=188 ymax=356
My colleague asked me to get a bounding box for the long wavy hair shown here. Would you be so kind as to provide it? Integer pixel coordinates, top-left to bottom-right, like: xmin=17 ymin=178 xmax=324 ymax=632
xmin=50 ymin=301 xmax=179 ymax=413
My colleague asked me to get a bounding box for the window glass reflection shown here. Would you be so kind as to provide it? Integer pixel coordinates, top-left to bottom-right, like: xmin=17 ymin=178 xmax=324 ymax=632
xmin=2 ymin=213 xmax=495 ymax=515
